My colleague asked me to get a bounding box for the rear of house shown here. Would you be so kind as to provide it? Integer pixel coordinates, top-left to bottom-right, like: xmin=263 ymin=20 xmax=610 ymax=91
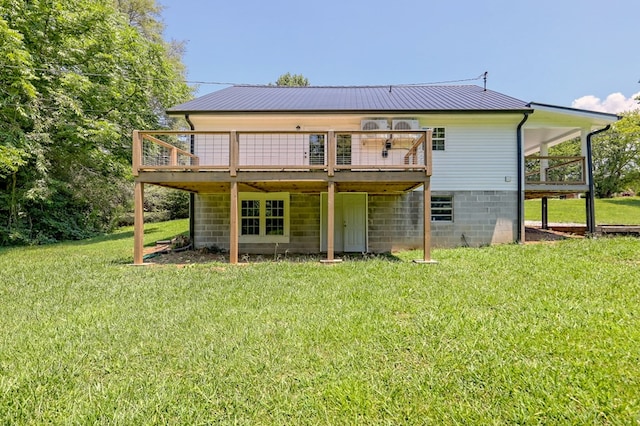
xmin=132 ymin=85 xmax=618 ymax=264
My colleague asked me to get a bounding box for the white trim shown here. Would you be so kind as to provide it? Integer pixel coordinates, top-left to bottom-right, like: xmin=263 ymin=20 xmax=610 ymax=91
xmin=529 ymin=102 xmax=619 ymax=122
xmin=238 ymin=192 xmax=290 ymax=243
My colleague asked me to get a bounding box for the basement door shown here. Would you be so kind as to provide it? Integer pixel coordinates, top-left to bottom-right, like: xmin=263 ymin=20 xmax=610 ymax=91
xmin=320 ymin=193 xmax=367 ymax=253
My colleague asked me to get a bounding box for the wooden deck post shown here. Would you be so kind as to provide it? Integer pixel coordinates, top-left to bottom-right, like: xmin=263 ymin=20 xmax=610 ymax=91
xmin=320 ymin=181 xmax=342 ymax=264
xmin=327 ymin=131 xmax=335 ymax=177
xmin=422 ymin=178 xmax=433 ymax=262
xmin=132 ymin=130 xmax=141 ymax=177
xmin=230 ymin=181 xmax=239 ymax=264
xmin=415 ymin=132 xmax=436 ymax=264
xmin=326 ymin=181 xmax=335 ymax=261
xmin=133 ymin=181 xmax=144 ymax=265
xmin=230 ymin=131 xmax=238 ymax=177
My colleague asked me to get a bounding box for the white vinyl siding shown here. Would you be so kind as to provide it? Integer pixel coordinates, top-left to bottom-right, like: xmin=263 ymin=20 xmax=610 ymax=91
xmin=429 ymin=115 xmax=521 ymax=191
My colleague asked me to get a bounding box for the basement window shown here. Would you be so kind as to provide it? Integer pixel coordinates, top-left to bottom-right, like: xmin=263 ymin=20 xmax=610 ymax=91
xmin=239 ymin=193 xmax=290 ymax=243
xmin=431 ymin=196 xmax=453 ymax=222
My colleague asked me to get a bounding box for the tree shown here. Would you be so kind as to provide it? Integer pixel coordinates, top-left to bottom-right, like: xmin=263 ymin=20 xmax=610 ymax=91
xmin=0 ymin=0 xmax=192 ymax=244
xmin=548 ymin=111 xmax=640 ymax=198
xmin=275 ymin=72 xmax=309 ymax=87
xmin=591 ymin=111 xmax=640 ymax=197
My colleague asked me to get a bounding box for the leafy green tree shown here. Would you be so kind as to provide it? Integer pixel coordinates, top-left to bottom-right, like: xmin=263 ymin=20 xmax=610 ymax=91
xmin=0 ymin=0 xmax=191 ymax=244
xmin=275 ymin=72 xmax=310 ymax=87
xmin=549 ymin=111 xmax=640 ymax=197
xmin=591 ymin=111 xmax=640 ymax=197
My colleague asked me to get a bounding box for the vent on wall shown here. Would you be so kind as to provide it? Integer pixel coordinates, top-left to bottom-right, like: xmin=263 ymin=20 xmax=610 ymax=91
xmin=392 ymin=119 xmax=420 ymax=130
xmin=361 ymin=119 xmax=389 ymax=131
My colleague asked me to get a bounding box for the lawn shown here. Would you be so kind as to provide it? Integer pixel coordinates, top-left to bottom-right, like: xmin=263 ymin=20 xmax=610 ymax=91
xmin=525 ymin=196 xmax=640 ymax=225
xmin=1 ymin=220 xmax=639 ymax=424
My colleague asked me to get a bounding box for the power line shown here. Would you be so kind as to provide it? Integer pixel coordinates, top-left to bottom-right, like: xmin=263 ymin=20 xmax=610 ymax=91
xmin=0 ymin=63 xmax=487 ymax=88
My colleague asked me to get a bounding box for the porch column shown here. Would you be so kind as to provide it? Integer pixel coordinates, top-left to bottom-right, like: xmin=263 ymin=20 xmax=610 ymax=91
xmin=540 ymin=143 xmax=549 ymax=182
xmin=230 ymin=181 xmax=239 ymax=264
xmin=133 ymin=181 xmax=144 ymax=265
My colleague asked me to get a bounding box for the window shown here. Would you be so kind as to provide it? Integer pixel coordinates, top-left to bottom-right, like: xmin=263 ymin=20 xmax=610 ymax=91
xmin=239 ymin=193 xmax=290 ymax=243
xmin=432 ymin=127 xmax=446 ymax=151
xmin=337 ymin=134 xmax=352 ymax=165
xmin=431 ymin=195 xmax=453 ymax=222
xmin=309 ymin=134 xmax=325 ymax=165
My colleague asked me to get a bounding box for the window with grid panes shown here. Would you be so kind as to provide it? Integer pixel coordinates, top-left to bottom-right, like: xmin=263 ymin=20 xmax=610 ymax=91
xmin=432 ymin=127 xmax=446 ymax=151
xmin=238 ymin=193 xmax=290 ymax=243
xmin=431 ymin=195 xmax=453 ymax=222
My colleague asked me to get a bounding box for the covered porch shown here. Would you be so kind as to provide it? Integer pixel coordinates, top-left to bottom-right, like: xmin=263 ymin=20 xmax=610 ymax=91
xmin=132 ymin=129 xmax=433 ymax=264
xmin=522 ymin=104 xmax=618 ymax=234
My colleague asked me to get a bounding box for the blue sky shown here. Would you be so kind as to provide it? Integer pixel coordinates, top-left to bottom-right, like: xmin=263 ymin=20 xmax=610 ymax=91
xmin=161 ymin=0 xmax=639 ymax=113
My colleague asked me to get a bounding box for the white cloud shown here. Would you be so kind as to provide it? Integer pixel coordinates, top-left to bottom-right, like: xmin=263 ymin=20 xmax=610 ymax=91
xmin=572 ymin=92 xmax=640 ymax=114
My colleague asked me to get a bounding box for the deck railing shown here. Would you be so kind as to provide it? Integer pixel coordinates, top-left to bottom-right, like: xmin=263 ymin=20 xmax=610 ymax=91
xmin=133 ymin=130 xmax=432 ymax=176
xmin=525 ymin=155 xmax=586 ymax=185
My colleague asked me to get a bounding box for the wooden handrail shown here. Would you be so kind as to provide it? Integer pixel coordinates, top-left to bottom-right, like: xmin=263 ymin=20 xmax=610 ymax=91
xmin=141 ymin=134 xmax=197 ymax=159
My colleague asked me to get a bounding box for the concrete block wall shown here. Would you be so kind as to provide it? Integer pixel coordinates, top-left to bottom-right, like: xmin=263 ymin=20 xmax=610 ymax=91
xmin=367 ymin=190 xmax=517 ymax=250
xmin=194 ymin=190 xmax=518 ymax=254
xmin=194 ymin=193 xmax=320 ymax=254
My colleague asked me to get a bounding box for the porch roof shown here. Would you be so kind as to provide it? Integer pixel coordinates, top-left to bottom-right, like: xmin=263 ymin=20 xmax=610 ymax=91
xmin=168 ymin=85 xmax=532 ymax=114
xmin=523 ymin=103 xmax=620 ymax=154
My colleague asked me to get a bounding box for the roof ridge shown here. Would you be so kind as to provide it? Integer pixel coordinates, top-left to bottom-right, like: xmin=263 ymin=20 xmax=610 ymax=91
xmin=232 ymin=84 xmax=483 ymax=89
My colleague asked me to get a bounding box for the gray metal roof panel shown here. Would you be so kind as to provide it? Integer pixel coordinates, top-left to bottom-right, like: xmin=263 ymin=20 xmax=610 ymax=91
xmin=168 ymin=85 xmax=532 ymax=113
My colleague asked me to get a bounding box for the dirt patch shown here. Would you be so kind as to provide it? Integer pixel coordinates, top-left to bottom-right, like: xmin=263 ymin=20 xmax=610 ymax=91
xmin=525 ymin=226 xmax=583 ymax=243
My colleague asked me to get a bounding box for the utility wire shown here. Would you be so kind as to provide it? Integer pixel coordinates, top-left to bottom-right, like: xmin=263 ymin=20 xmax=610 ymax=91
xmin=0 ymin=63 xmax=487 ymax=88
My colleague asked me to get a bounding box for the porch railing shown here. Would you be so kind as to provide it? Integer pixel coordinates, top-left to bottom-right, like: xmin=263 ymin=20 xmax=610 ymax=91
xmin=133 ymin=130 xmax=432 ymax=176
xmin=525 ymin=155 xmax=586 ymax=185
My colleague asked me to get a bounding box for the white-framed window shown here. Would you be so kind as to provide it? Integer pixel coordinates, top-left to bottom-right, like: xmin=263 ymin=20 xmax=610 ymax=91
xmin=239 ymin=192 xmax=290 ymax=243
xmin=432 ymin=127 xmax=446 ymax=151
xmin=431 ymin=195 xmax=453 ymax=222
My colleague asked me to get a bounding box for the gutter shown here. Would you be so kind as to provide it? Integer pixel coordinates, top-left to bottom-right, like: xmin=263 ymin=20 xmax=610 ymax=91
xmin=185 ymin=114 xmax=196 ymax=245
xmin=167 ymin=108 xmax=534 ymax=117
xmin=516 ymin=112 xmax=530 ymax=243
xmin=586 ymin=124 xmax=611 ymax=235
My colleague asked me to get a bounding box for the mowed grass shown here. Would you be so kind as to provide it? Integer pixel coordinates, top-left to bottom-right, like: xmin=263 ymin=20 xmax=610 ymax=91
xmin=525 ymin=196 xmax=640 ymax=225
xmin=1 ymin=220 xmax=640 ymax=424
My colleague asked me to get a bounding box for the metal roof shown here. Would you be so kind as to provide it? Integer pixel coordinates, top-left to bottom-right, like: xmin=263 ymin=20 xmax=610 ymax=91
xmin=168 ymin=85 xmax=532 ymax=114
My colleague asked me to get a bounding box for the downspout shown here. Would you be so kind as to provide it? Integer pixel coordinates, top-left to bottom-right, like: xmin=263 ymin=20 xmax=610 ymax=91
xmin=586 ymin=124 xmax=611 ymax=235
xmin=516 ymin=112 xmax=530 ymax=243
xmin=185 ymin=114 xmax=196 ymax=245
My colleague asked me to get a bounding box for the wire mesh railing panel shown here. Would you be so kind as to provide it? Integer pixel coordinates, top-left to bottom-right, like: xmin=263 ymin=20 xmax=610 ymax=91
xmin=239 ymin=133 xmax=315 ymax=167
xmin=193 ymin=133 xmax=229 ymax=167
xmin=136 ymin=130 xmax=430 ymax=172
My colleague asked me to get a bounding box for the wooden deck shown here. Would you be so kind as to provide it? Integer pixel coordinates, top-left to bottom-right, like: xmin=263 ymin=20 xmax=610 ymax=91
xmin=132 ymin=129 xmax=434 ymax=265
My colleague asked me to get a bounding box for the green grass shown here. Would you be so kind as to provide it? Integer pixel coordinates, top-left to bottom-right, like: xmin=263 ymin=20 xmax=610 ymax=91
xmin=1 ymin=219 xmax=640 ymax=423
xmin=526 ymin=196 xmax=640 ymax=225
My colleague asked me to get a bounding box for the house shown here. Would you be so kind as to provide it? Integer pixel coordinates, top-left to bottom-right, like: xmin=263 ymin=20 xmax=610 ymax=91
xmin=132 ymin=85 xmax=619 ymax=264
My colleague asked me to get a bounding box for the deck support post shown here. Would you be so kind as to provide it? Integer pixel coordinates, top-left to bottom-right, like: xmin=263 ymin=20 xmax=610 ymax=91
xmin=321 ymin=181 xmax=342 ymax=264
xmin=230 ymin=181 xmax=239 ymax=264
xmin=541 ymin=197 xmax=548 ymax=230
xmin=413 ymin=179 xmax=436 ymax=264
xmin=133 ymin=181 xmax=144 ymax=265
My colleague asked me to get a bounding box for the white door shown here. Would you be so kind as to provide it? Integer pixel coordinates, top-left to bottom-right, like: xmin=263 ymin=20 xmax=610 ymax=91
xmin=320 ymin=193 xmax=367 ymax=253
xmin=342 ymin=193 xmax=367 ymax=252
